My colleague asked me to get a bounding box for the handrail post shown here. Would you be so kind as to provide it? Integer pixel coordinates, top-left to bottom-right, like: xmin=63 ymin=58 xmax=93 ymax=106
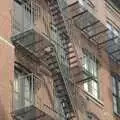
xmin=31 ymin=73 xmax=34 ymax=105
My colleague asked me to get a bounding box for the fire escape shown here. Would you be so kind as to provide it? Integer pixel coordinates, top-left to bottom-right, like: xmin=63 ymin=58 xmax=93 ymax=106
xmin=54 ymin=0 xmax=120 ymax=119
xmin=11 ymin=0 xmax=83 ymax=120
xmin=68 ymin=0 xmax=120 ymax=62
xmin=64 ymin=0 xmax=120 ymax=118
xmin=11 ymin=0 xmax=120 ymax=119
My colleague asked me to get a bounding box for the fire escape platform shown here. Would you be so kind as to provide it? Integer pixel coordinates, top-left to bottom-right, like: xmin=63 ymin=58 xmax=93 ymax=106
xmin=11 ymin=74 xmax=62 ymax=120
xmin=12 ymin=105 xmax=54 ymax=120
xmin=68 ymin=1 xmax=120 ymax=62
xmin=11 ymin=29 xmax=52 ymax=57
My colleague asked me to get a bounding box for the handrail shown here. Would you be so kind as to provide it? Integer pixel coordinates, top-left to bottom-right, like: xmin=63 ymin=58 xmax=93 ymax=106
xmin=43 ymin=104 xmax=65 ymax=118
xmin=12 ymin=73 xmax=64 ymax=119
xmin=35 ymin=94 xmax=65 ymax=119
xmin=83 ymin=0 xmax=95 ymax=9
xmin=12 ymin=0 xmax=51 ymax=36
xmin=53 ymin=1 xmax=83 ymax=119
xmin=105 ymin=0 xmax=120 ymax=15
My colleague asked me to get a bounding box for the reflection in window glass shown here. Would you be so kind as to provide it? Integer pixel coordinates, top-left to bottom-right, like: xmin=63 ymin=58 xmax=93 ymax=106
xmin=112 ymin=75 xmax=120 ymax=114
xmin=82 ymin=49 xmax=99 ymax=99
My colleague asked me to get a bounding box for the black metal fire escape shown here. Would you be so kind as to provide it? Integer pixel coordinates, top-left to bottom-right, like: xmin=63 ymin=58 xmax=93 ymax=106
xmin=47 ymin=0 xmax=77 ymax=119
xmin=11 ymin=0 xmax=80 ymax=119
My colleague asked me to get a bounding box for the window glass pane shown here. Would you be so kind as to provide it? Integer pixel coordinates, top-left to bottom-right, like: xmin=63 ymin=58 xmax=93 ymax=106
xmin=14 ymin=92 xmax=20 ymax=109
xmin=89 ymin=58 xmax=93 ymax=74
xmin=14 ymin=71 xmax=20 ymax=92
xmin=83 ymin=50 xmax=99 ymax=98
xmin=14 ymin=68 xmax=34 ymax=110
xmin=24 ymin=77 xmax=32 ymax=107
xmin=24 ymin=79 xmax=30 ymax=98
xmin=84 ymin=82 xmax=88 ymax=92
xmin=25 ymin=100 xmax=31 ymax=107
xmin=83 ymin=54 xmax=89 ymax=70
xmin=112 ymin=77 xmax=116 ymax=95
xmin=113 ymin=96 xmax=117 ymax=113
xmin=92 ymin=81 xmax=98 ymax=98
xmin=118 ymin=97 xmax=120 ymax=114
xmin=118 ymin=81 xmax=120 ymax=97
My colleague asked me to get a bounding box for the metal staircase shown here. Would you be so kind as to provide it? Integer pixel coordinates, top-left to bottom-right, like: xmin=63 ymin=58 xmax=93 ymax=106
xmin=11 ymin=0 xmax=87 ymax=119
xmin=47 ymin=0 xmax=79 ymax=119
xmin=48 ymin=0 xmax=93 ymax=119
xmin=46 ymin=48 xmax=75 ymax=120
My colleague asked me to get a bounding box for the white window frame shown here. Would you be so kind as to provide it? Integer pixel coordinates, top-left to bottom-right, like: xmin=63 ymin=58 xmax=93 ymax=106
xmin=14 ymin=68 xmax=34 ymax=110
xmin=112 ymin=74 xmax=120 ymax=115
xmin=82 ymin=49 xmax=99 ymax=99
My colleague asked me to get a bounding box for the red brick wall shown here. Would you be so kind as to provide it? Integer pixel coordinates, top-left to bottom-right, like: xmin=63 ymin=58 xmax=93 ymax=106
xmin=69 ymin=22 xmax=116 ymax=119
xmin=0 ymin=0 xmax=12 ymax=40
xmin=0 ymin=37 xmax=14 ymax=120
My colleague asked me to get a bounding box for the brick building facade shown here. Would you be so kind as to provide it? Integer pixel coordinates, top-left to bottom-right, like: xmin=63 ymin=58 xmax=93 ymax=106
xmin=0 ymin=0 xmax=120 ymax=120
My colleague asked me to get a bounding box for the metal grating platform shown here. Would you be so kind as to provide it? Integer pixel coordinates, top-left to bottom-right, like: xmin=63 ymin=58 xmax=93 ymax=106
xmin=68 ymin=1 xmax=120 ymax=63
xmin=12 ymin=105 xmax=54 ymax=120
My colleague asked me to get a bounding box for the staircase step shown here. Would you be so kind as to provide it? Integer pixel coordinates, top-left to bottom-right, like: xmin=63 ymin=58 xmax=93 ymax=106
xmin=56 ymin=94 xmax=68 ymax=99
xmin=46 ymin=55 xmax=56 ymax=61
xmin=50 ymin=6 xmax=59 ymax=13
xmin=57 ymin=25 xmax=66 ymax=31
xmin=49 ymin=1 xmax=58 ymax=8
xmin=54 ymin=78 xmax=63 ymax=84
xmin=54 ymin=20 xmax=64 ymax=27
xmin=52 ymin=71 xmax=61 ymax=76
xmin=66 ymin=50 xmax=75 ymax=56
xmin=51 ymin=10 xmax=61 ymax=16
xmin=56 ymin=88 xmax=67 ymax=95
xmin=53 ymin=15 xmax=63 ymax=22
xmin=48 ymin=0 xmax=58 ymax=5
xmin=50 ymin=68 xmax=60 ymax=74
xmin=55 ymin=82 xmax=64 ymax=88
xmin=48 ymin=61 xmax=58 ymax=66
xmin=66 ymin=112 xmax=75 ymax=120
xmin=67 ymin=55 xmax=76 ymax=60
xmin=59 ymin=31 xmax=68 ymax=39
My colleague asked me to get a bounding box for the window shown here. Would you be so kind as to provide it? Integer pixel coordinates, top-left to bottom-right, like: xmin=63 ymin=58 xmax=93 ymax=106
xmin=13 ymin=0 xmax=33 ymax=35
xmin=13 ymin=68 xmax=34 ymax=110
xmin=82 ymin=49 xmax=99 ymax=99
xmin=112 ymin=74 xmax=120 ymax=114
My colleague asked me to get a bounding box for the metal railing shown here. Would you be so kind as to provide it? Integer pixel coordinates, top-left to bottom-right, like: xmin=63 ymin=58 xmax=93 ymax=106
xmin=12 ymin=0 xmax=51 ymax=36
xmin=52 ymin=1 xmax=88 ymax=119
xmin=12 ymin=73 xmax=64 ymax=120
xmin=81 ymin=0 xmax=95 ymax=9
xmin=105 ymin=0 xmax=120 ymax=21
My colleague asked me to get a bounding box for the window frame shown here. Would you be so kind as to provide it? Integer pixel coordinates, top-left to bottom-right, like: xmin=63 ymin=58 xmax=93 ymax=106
xmin=112 ymin=74 xmax=120 ymax=115
xmin=82 ymin=48 xmax=100 ymax=99
xmin=13 ymin=66 xmax=34 ymax=110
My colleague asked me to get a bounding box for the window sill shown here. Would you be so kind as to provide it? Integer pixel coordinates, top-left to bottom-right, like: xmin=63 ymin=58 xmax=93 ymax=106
xmin=84 ymin=90 xmax=104 ymax=108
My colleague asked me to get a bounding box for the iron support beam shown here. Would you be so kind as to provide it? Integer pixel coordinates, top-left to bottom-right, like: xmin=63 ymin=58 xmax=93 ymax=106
xmin=81 ymin=20 xmax=99 ymax=31
xmin=24 ymin=39 xmax=43 ymax=48
xmin=76 ymin=76 xmax=93 ymax=84
xmin=89 ymin=29 xmax=108 ymax=39
xmin=108 ymin=48 xmax=120 ymax=55
xmin=72 ymin=10 xmax=88 ymax=19
xmin=98 ymin=36 xmax=118 ymax=46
